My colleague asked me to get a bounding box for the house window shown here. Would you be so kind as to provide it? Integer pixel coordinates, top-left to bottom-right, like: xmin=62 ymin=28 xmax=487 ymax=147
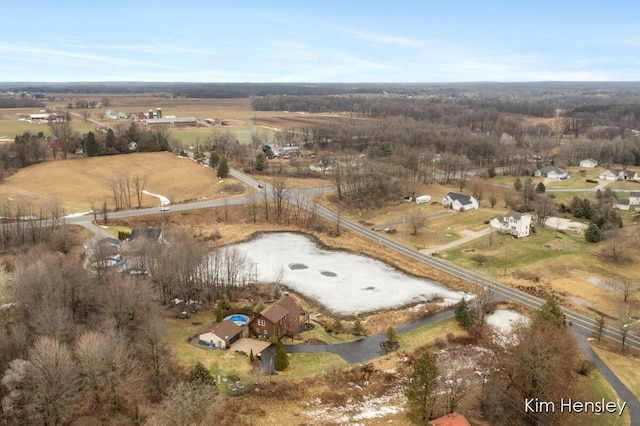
xmin=258 ymin=319 xmax=266 ymax=327
xmin=263 ymin=329 xmax=267 ymax=335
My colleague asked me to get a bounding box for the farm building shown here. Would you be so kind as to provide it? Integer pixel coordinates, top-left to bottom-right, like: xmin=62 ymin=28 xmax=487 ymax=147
xmin=579 ymin=159 xmax=598 ymax=168
xmin=248 ymin=293 xmax=305 ymax=341
xmin=198 ymin=320 xmax=244 ymax=349
xmin=490 ymin=212 xmax=532 ymax=238
xmin=441 ymin=192 xmax=479 ymax=211
xmin=145 ymin=117 xmax=198 ymax=127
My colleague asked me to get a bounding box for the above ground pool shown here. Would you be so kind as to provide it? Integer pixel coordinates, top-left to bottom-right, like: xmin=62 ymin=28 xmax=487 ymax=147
xmin=224 ymin=314 xmax=249 ymax=326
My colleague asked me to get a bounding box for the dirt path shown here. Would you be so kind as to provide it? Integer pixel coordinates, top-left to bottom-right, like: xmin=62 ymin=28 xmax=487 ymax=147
xmin=421 ymin=227 xmax=493 ymax=255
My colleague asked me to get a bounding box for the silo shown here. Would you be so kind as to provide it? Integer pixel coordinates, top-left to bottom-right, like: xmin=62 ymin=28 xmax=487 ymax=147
xmin=157 ymin=108 xmax=162 ymax=118
xmin=148 ymin=109 xmax=154 ymax=119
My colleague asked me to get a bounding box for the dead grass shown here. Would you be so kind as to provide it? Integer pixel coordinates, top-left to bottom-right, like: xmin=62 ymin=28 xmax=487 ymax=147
xmin=590 ymin=342 xmax=640 ymax=399
xmin=0 ymin=151 xmax=246 ymax=213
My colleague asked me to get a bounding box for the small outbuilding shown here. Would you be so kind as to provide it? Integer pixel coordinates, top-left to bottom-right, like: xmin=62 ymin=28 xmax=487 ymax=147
xmin=579 ymin=159 xmax=598 ymax=168
xmin=198 ymin=320 xmax=243 ymax=349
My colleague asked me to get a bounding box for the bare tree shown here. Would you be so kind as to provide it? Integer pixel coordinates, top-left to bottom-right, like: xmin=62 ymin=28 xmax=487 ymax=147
xmin=133 ymin=173 xmax=148 ymax=209
xmin=488 ymin=188 xmax=501 ymax=208
xmin=407 ymin=209 xmax=427 ymax=235
xmin=534 ymin=194 xmax=556 ymax=226
xmin=26 ymin=336 xmax=80 ymax=425
xmin=145 ymin=382 xmax=220 ymax=426
xmin=618 ymin=308 xmax=632 ymax=351
xmin=48 ymin=119 xmax=74 ymax=159
xmin=271 ymin=174 xmax=289 ymax=223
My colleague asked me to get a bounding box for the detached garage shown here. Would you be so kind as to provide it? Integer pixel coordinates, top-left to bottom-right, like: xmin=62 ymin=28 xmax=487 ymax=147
xmin=198 ymin=320 xmax=243 ymax=349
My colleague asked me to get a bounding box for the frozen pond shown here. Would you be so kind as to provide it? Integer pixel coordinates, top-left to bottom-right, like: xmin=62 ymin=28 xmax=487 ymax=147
xmin=228 ymin=233 xmax=467 ymax=316
xmin=486 ymin=309 xmax=529 ymax=333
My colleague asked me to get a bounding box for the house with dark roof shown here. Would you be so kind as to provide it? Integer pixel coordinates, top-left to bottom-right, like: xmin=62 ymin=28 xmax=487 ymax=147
xmin=489 ymin=211 xmax=532 ymax=238
xmin=618 ymin=169 xmax=639 ymax=181
xmin=630 ymin=191 xmax=640 ymax=206
xmin=248 ymin=293 xmax=305 ymax=341
xmin=441 ymin=192 xmax=479 ymax=211
xmin=198 ymin=320 xmax=244 ymax=349
xmin=613 ymin=199 xmax=631 ymax=211
xmin=534 ymin=166 xmax=568 ymax=179
xmin=599 ymin=169 xmax=618 ymax=181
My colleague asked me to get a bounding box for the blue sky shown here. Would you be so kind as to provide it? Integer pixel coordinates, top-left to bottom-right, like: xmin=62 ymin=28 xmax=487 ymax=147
xmin=1 ymin=0 xmax=639 ymax=82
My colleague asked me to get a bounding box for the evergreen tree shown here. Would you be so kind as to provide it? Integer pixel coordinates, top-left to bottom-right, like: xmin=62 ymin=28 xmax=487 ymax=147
xmin=584 ymin=222 xmax=602 ymax=243
xmin=216 ymin=305 xmax=223 ymax=322
xmin=488 ymin=166 xmax=496 ymax=178
xmin=454 ymin=299 xmax=472 ymax=328
xmin=209 ymin=150 xmax=220 ymax=168
xmin=385 ymin=326 xmax=398 ymax=342
xmin=405 ymin=351 xmax=438 ymax=422
xmin=249 ymin=349 xmax=254 ymax=363
xmin=255 ymin=152 xmax=266 ymax=171
xmin=513 ymin=177 xmax=523 ymax=192
xmin=186 ymin=362 xmax=216 ymax=385
xmin=84 ymin=131 xmax=99 ymax=157
xmin=536 ymin=182 xmax=546 ymax=193
xmin=217 ymin=156 xmax=229 ymax=178
xmin=537 ymin=298 xmax=566 ymax=328
xmin=275 ymin=340 xmax=289 ymax=371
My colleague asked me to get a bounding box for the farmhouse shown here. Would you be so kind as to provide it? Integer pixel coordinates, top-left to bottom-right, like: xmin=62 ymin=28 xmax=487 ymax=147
xmin=198 ymin=320 xmax=243 ymax=349
xmin=489 ymin=212 xmax=532 ymax=238
xmin=630 ymin=191 xmax=640 ymax=205
xmin=534 ymin=166 xmax=568 ymax=179
xmin=441 ymin=192 xmax=479 ymax=211
xmin=579 ymin=158 xmax=598 ymax=168
xmin=248 ymin=293 xmax=305 ymax=341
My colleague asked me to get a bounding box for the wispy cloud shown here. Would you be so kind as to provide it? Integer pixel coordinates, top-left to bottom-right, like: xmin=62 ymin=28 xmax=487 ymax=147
xmin=0 ymin=44 xmax=172 ymax=69
xmin=344 ymin=28 xmax=422 ymax=47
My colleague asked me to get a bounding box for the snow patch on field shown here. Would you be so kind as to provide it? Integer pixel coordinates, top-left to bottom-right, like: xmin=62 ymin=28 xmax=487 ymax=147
xmin=486 ymin=309 xmax=529 ymax=333
xmin=303 ymin=386 xmax=404 ymax=424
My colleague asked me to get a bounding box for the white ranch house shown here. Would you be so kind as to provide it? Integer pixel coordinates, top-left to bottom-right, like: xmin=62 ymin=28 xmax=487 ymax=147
xmin=441 ymin=192 xmax=479 ymax=211
xmin=534 ymin=166 xmax=568 ymax=179
xmin=613 ymin=199 xmax=631 ymax=211
xmin=630 ymin=191 xmax=640 ymax=206
xmin=490 ymin=212 xmax=533 ymax=238
xmin=599 ymin=169 xmax=639 ymax=181
xmin=579 ymin=159 xmax=598 ymax=168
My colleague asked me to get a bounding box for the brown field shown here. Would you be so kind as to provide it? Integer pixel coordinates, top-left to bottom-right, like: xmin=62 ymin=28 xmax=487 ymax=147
xmin=0 ymin=151 xmax=246 ymax=213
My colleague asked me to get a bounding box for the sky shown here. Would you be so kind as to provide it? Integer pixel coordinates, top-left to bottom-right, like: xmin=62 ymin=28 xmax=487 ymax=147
xmin=1 ymin=0 xmax=639 ymax=83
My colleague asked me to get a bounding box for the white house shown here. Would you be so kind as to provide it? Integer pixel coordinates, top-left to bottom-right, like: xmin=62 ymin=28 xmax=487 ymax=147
xmin=618 ymin=169 xmax=639 ymax=181
xmin=613 ymin=199 xmax=631 ymax=211
xmin=489 ymin=212 xmax=532 ymax=238
xmin=534 ymin=166 xmax=568 ymax=179
xmin=600 ymin=169 xmax=640 ymax=181
xmin=579 ymin=159 xmax=598 ymax=168
xmin=599 ymin=169 xmax=618 ymax=181
xmin=630 ymin=191 xmax=640 ymax=206
xmin=441 ymin=192 xmax=479 ymax=211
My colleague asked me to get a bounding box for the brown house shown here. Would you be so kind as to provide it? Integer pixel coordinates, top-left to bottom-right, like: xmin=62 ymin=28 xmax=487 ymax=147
xmin=198 ymin=320 xmax=244 ymax=349
xmin=248 ymin=293 xmax=305 ymax=341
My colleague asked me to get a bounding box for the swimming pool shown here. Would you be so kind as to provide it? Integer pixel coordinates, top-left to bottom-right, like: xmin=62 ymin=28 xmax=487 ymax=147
xmin=224 ymin=314 xmax=250 ymax=326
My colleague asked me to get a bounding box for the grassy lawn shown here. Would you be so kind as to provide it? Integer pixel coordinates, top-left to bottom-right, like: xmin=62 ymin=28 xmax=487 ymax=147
xmin=442 ymin=225 xmax=591 ymax=278
xmin=163 ymin=310 xmax=254 ymax=380
xmin=282 ymin=353 xmax=348 ymax=378
xmin=590 ymin=344 xmax=640 ymax=399
xmin=398 ymin=317 xmax=466 ymax=350
xmin=578 ymin=367 xmax=631 ymax=426
xmin=291 ymin=320 xmax=363 ymax=345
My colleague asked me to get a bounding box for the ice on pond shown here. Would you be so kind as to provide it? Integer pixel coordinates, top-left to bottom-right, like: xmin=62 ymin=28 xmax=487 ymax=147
xmin=227 ymin=233 xmax=467 ymax=315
